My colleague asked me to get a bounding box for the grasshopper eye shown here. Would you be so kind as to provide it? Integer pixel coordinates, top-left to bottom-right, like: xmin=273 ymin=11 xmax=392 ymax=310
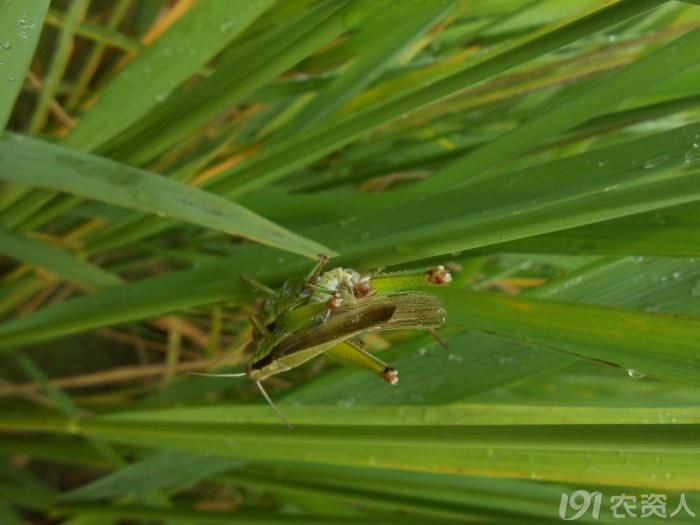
xmin=427 ymin=265 xmax=452 ymax=285
xmin=354 ymin=280 xmax=373 ymax=297
xmin=381 ymin=367 xmax=399 ymax=385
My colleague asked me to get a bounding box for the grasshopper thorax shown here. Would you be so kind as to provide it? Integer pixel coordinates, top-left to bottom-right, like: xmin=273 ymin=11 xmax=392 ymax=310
xmin=309 ymin=267 xmax=372 ymax=308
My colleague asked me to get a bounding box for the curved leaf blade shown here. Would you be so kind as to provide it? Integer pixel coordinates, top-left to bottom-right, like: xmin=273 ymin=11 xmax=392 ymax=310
xmin=0 ymin=134 xmax=333 ymax=259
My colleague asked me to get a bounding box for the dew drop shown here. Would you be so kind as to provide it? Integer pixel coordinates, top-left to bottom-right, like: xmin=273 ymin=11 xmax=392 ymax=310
xmin=642 ymin=156 xmax=667 ymax=169
xmin=627 ymin=369 xmax=646 ymax=379
xmin=691 ymin=280 xmax=700 ymax=297
xmin=684 ymin=150 xmax=700 ymax=165
xmin=336 ymin=397 xmax=355 ymax=407
xmin=339 ymin=216 xmax=356 ymax=228
xmin=17 ymin=14 xmax=30 ymax=29
xmin=219 ymin=19 xmax=237 ymax=32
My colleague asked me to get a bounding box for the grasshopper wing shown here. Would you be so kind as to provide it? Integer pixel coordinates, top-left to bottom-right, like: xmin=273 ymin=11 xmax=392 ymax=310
xmin=249 ymin=298 xmax=395 ymax=381
xmin=357 ymin=291 xmax=446 ymax=331
xmin=249 ymin=292 xmax=446 ymax=381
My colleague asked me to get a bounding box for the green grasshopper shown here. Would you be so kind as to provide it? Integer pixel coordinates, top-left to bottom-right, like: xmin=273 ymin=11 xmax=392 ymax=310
xmin=194 ymin=256 xmax=451 ymax=426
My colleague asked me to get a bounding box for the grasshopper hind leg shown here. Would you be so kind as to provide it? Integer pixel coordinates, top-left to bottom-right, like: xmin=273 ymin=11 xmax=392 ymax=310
xmin=327 ymin=340 xmax=399 ymax=385
xmin=256 ymin=381 xmax=292 ymax=429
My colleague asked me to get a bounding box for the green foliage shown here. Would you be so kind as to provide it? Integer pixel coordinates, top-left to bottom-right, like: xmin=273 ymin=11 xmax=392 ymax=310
xmin=1 ymin=0 xmax=700 ymax=523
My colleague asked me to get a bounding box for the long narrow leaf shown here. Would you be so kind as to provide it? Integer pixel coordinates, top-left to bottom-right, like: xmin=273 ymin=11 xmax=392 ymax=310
xmin=0 ymin=228 xmax=121 ymax=288
xmin=63 ymin=0 xmax=275 ymax=151
xmin=441 ymin=288 xmax=700 ymax=386
xmin=415 ymin=25 xmax=700 ymax=191
xmin=0 ymin=0 xmax=50 ymax=129
xmin=4 ymin=411 xmax=699 ymax=489
xmin=0 ymin=134 xmax=333 ymax=259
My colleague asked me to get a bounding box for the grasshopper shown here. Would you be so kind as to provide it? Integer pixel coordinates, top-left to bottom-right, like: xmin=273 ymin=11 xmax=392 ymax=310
xmin=194 ymin=256 xmax=451 ymax=426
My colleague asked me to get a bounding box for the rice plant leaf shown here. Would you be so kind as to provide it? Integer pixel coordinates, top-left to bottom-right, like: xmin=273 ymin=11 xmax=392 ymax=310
xmin=100 ymin=404 xmax=700 ymax=426
xmin=0 ymin=0 xmax=50 ymax=129
xmin=222 ymin=462 xmax=700 ymax=524
xmin=206 ymin=0 xmax=665 ymax=197
xmin=484 ymin=202 xmax=700 ymax=257
xmin=0 ymin=228 xmax=121 ymax=288
xmin=217 ymin=464 xmax=623 ymax=524
xmin=90 ymin=115 xmax=700 ymax=264
xmin=4 ymin=411 xmax=699 ymax=489
xmin=55 ymin=503 xmax=445 ymax=525
xmin=0 ymin=246 xmax=276 ymax=350
xmin=60 ymin=451 xmax=241 ymax=502
xmin=28 ymin=0 xmax=89 ymax=133
xmin=110 ymin=0 xmax=389 ymax=165
xmin=0 ymin=134 xmax=333 ymax=259
xmin=440 ymin=288 xmax=700 ymax=386
xmin=280 ymin=2 xmax=456 ymax=136
xmin=63 ymin=0 xmax=275 ymax=152
xmin=415 ymin=25 xmax=700 ymax=191
xmin=0 ymin=435 xmax=106 ymax=467
xmin=325 ymin=124 xmax=700 ymax=268
xmin=44 ymin=6 xmax=140 ymax=52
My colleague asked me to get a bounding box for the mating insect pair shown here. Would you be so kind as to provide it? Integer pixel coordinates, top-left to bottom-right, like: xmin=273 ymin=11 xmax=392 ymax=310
xmin=194 ymin=256 xmax=451 ymax=426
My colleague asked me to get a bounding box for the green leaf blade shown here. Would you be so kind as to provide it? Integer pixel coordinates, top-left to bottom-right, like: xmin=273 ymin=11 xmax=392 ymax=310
xmin=0 ymin=134 xmax=334 ymax=259
xmin=63 ymin=0 xmax=275 ymax=152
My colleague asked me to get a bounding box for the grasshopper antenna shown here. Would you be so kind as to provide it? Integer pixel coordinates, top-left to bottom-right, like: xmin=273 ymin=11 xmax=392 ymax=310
xmin=188 ymin=371 xmax=248 ymax=377
xmin=187 ymin=340 xmax=254 ymax=377
xmin=256 ymin=380 xmax=292 ymax=429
